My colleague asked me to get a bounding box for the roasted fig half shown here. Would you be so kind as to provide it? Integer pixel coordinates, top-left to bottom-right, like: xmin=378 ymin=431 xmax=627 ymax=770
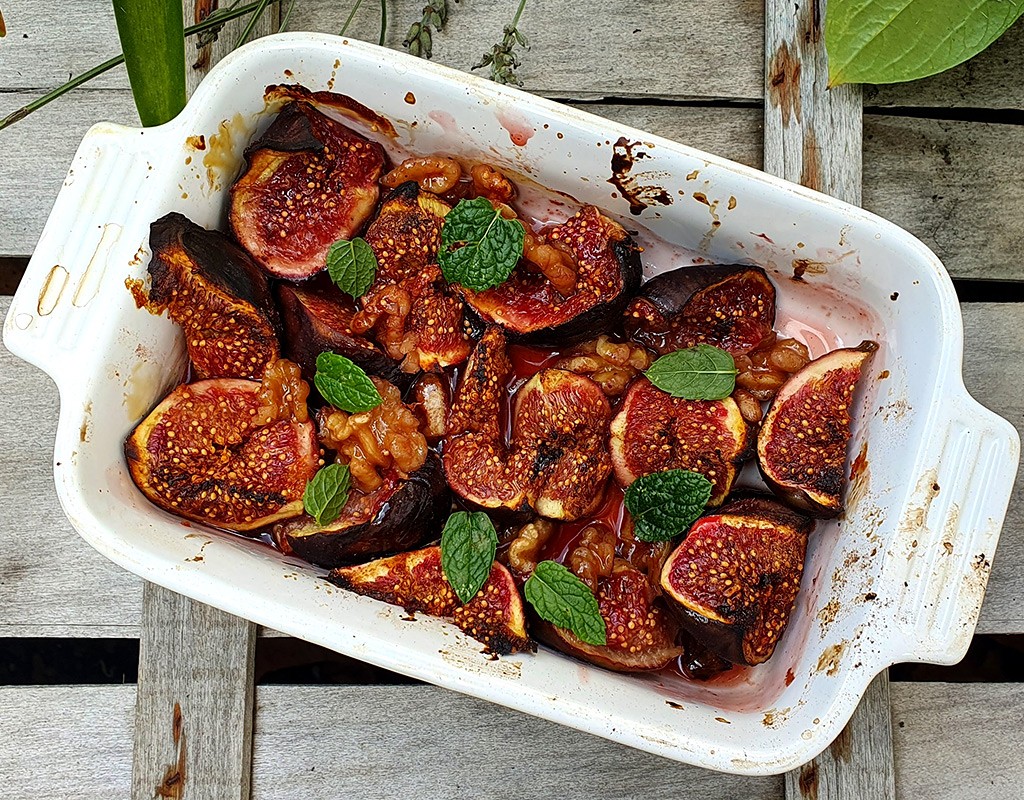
xmin=230 ymin=101 xmax=387 ymax=279
xmin=329 ymin=546 xmax=535 ymax=655
xmin=460 ymin=206 xmax=642 ymax=345
xmin=444 ymin=330 xmax=612 ymax=520
xmin=276 ymin=282 xmax=406 ymax=388
xmin=609 ymin=377 xmax=751 ymax=505
xmin=274 ymin=454 xmax=448 ymax=568
xmin=757 ymin=341 xmax=877 ymax=517
xmin=535 ymin=560 xmax=683 ymax=672
xmin=660 ymin=496 xmax=812 ymax=666
xmin=125 ymin=378 xmax=318 ymax=531
xmin=356 ymin=183 xmax=471 ymax=370
xmin=624 ymin=264 xmax=776 ymax=356
xmin=146 ymin=212 xmax=280 ymax=380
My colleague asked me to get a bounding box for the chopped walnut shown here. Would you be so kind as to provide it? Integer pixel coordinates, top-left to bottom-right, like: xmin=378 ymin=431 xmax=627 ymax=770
xmin=555 ymin=336 xmax=654 ymax=396
xmin=253 ymin=358 xmax=309 ymax=426
xmin=567 ymin=524 xmax=617 ymax=592
xmin=470 ymin=163 xmax=516 ymax=204
xmin=732 ymin=335 xmax=811 ymax=421
xmin=352 ymin=284 xmax=420 ymax=371
xmin=382 ymin=155 xmax=462 ymax=194
xmin=317 ymin=377 xmax=427 ymax=492
xmin=507 ymin=519 xmax=555 ymax=577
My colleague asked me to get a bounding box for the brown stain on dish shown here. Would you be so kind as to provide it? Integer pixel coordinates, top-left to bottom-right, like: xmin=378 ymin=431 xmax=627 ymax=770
xmin=203 ymin=113 xmax=248 ymax=191
xmin=404 ymin=91 xmax=416 ymax=104
xmin=607 ymin=137 xmax=673 ymax=216
xmin=185 ymin=134 xmax=207 ymax=151
xmin=692 ymin=192 xmax=710 ymax=206
xmin=816 ymin=641 xmax=846 ymax=677
xmin=665 ymin=700 xmax=684 ymax=710
xmin=792 ymin=258 xmax=828 ymax=281
xmin=878 ymin=369 xmax=890 ymax=380
xmin=785 ymin=667 xmax=796 ymax=686
xmin=817 ymin=598 xmax=840 ymax=626
xmin=728 ymin=195 xmax=737 ymax=210
xmin=768 ymin=40 xmax=801 ymax=126
xmin=80 ymin=401 xmax=93 ymax=443
xmin=155 ymin=702 xmax=187 ymax=798
xmin=686 ymin=169 xmax=699 ymax=181
xmin=37 ymin=265 xmax=69 ymax=316
xmin=798 ymin=762 xmax=819 ymax=799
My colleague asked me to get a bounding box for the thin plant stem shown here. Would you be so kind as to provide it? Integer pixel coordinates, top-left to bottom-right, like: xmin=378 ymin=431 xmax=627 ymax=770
xmin=235 ymin=0 xmax=274 ymax=48
xmin=0 ymin=0 xmax=267 ymax=132
xmin=340 ymin=0 xmax=364 ymax=36
xmin=510 ymin=0 xmax=527 ymax=29
xmin=279 ymin=0 xmax=299 ymax=32
xmin=379 ymin=0 xmax=387 ymax=46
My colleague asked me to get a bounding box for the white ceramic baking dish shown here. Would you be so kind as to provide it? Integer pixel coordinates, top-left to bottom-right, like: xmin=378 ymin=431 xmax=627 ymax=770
xmin=4 ymin=33 xmax=1019 ymax=775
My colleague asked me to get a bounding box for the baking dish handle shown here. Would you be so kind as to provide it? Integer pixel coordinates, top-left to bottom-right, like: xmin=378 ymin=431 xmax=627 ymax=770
xmin=887 ymin=388 xmax=1019 ymax=665
xmin=3 ymin=122 xmax=155 ymax=383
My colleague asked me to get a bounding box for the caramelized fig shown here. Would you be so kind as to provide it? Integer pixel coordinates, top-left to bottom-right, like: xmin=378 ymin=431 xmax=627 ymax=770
xmin=329 ymin=546 xmax=535 ymax=655
xmin=660 ymin=496 xmax=812 ymax=665
xmin=609 ymin=377 xmax=751 ymax=505
xmin=230 ymin=101 xmax=387 ymax=279
xmin=274 ymin=454 xmax=448 ymax=568
xmin=535 ymin=560 xmax=683 ymax=672
xmin=512 ymin=368 xmax=613 ymax=520
xmin=357 ymin=182 xmax=471 ymax=370
xmin=461 ymin=206 xmax=642 ymax=345
xmin=276 ymin=282 xmax=406 ymax=387
xmin=125 ymin=379 xmax=318 ymax=531
xmin=147 ymin=212 xmax=280 ymax=380
xmin=757 ymin=342 xmax=877 ymax=517
xmin=444 ymin=331 xmax=612 ymax=520
xmin=624 ymin=264 xmax=776 ymax=356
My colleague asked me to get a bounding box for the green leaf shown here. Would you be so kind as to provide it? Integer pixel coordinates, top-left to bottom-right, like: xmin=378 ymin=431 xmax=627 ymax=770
xmin=302 ymin=463 xmax=351 ymax=527
xmin=314 ymin=352 xmax=383 ymax=413
xmin=524 ymin=561 xmax=607 ymax=646
xmin=440 ymin=511 xmax=499 ymax=604
xmin=826 ymin=0 xmax=1024 ymax=86
xmin=645 ymin=344 xmax=737 ymax=400
xmin=111 ymin=0 xmax=187 ymax=127
xmin=326 ymin=237 xmax=377 ymax=299
xmin=439 ymin=197 xmax=526 ymax=292
xmin=624 ymin=469 xmax=713 ymax=542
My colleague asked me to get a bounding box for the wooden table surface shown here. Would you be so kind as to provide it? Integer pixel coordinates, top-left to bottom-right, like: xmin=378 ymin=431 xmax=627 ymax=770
xmin=2 ymin=2 xmax=1023 ymax=798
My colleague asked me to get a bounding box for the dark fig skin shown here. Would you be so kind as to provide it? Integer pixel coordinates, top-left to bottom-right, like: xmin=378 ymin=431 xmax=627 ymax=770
xmin=624 ymin=264 xmax=776 ymax=356
xmin=147 ymin=212 xmax=281 ymax=380
xmin=660 ymin=496 xmax=812 ymax=666
xmin=461 ymin=207 xmax=642 ymax=346
xmin=276 ymin=453 xmax=449 ymax=568
xmin=276 ymin=282 xmax=411 ymax=389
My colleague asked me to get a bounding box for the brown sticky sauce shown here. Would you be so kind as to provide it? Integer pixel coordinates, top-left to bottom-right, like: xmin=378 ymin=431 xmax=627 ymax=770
xmin=185 ymin=134 xmax=207 ymax=151
xmin=608 ymin=137 xmax=673 ymax=216
xmin=404 ymin=92 xmax=416 ymax=104
xmin=792 ymin=257 xmax=828 ymax=281
xmin=815 ymin=641 xmax=846 ymax=676
xmin=37 ymin=265 xmax=69 ymax=316
xmin=80 ymin=400 xmax=93 ymax=443
xmin=203 ymin=113 xmax=249 ymax=191
xmin=497 ymin=109 xmax=536 ymax=146
xmin=785 ymin=668 xmax=795 ymax=686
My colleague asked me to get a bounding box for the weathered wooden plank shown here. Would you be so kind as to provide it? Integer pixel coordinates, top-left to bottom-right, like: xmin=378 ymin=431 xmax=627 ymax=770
xmin=890 ymin=682 xmax=1024 ymax=800
xmin=4 ymin=682 xmax=1024 ymax=797
xmin=3 ymin=93 xmax=1023 ymax=279
xmin=765 ymin=2 xmax=894 ymax=797
xmin=764 ymin=0 xmax=861 ymax=203
xmin=131 ymin=584 xmax=257 ymax=800
xmin=4 ymin=0 xmax=1021 ymax=110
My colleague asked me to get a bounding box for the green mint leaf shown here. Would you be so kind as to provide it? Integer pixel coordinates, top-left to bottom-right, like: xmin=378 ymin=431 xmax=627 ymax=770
xmin=314 ymin=351 xmax=383 ymax=413
xmin=624 ymin=469 xmax=713 ymax=542
xmin=440 ymin=511 xmax=499 ymax=605
xmin=302 ymin=463 xmax=351 ymax=527
xmin=439 ymin=197 xmax=525 ymax=292
xmin=524 ymin=560 xmax=607 ymax=646
xmin=826 ymin=0 xmax=1024 ymax=86
xmin=326 ymin=237 xmax=377 ymax=298
xmin=645 ymin=344 xmax=737 ymax=400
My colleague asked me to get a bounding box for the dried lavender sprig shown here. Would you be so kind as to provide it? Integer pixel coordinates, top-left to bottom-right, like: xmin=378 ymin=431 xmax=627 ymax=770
xmin=472 ymin=0 xmax=529 ymax=86
xmin=404 ymin=1 xmax=456 ymax=59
